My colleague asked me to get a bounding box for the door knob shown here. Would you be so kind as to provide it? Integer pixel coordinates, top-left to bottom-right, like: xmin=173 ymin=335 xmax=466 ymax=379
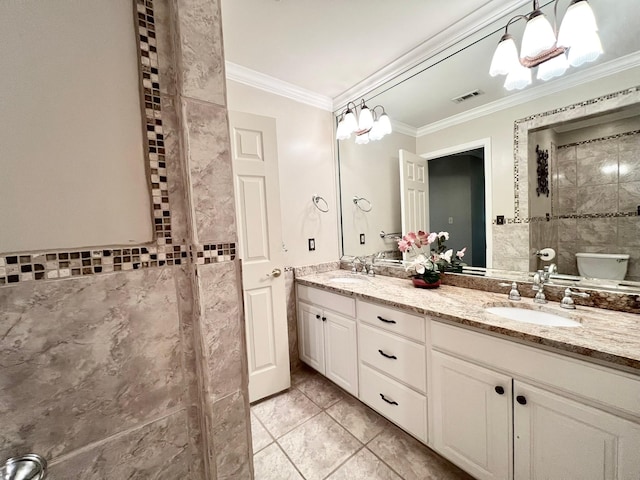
xmin=266 ymin=268 xmax=282 ymax=278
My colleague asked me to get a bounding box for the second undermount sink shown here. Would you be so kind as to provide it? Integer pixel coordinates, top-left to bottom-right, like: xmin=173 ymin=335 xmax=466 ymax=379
xmin=485 ymin=306 xmax=581 ymax=327
xmin=326 ymin=276 xmax=370 ymax=285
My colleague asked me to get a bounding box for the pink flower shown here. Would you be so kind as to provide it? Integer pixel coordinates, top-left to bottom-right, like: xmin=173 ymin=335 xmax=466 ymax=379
xmin=398 ymin=239 xmax=411 ymax=252
xmin=456 ymin=247 xmax=466 ymax=258
xmin=417 ymin=230 xmax=429 ymax=244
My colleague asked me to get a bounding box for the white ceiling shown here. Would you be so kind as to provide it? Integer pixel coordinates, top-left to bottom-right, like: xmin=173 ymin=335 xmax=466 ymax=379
xmin=220 ymin=0 xmax=520 ymax=99
xmin=221 ymin=0 xmax=640 ymax=128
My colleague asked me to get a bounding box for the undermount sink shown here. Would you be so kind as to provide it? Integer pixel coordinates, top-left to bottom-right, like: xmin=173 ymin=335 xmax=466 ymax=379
xmin=485 ymin=306 xmax=581 ymax=327
xmin=326 ymin=276 xmax=370 ymax=285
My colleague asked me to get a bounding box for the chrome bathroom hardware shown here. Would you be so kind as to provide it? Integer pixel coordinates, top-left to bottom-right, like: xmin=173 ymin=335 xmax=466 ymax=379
xmin=352 ymin=195 xmax=372 ymax=212
xmin=379 ymin=230 xmax=401 ymax=239
xmin=498 ymin=282 xmax=521 ymax=301
xmin=311 ymin=194 xmax=329 ymax=213
xmin=1 ymin=454 xmax=47 ymax=480
xmin=560 ymin=288 xmax=590 ymax=309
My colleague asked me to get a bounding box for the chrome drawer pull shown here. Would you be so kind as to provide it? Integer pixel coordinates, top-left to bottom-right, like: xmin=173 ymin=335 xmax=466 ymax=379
xmin=380 ymin=393 xmax=398 ymax=406
xmin=377 ymin=316 xmax=396 ymax=324
xmin=378 ymin=349 xmax=397 ymax=360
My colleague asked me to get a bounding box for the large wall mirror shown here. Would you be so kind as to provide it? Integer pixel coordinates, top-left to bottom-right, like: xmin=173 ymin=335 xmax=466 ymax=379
xmin=336 ymin=0 xmax=640 ymax=292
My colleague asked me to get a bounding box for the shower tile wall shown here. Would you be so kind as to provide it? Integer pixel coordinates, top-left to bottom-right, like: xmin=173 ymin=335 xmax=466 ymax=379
xmin=0 ymin=1 xmax=251 ymax=479
xmin=555 ymin=132 xmax=640 ymax=280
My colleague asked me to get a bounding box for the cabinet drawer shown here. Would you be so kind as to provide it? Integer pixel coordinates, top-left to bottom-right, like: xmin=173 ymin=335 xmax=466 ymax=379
xmin=357 ymin=299 xmax=425 ymax=343
xmin=297 ymin=285 xmax=355 ymax=318
xmin=359 ymin=363 xmax=427 ymax=442
xmin=359 ymin=323 xmax=426 ymax=393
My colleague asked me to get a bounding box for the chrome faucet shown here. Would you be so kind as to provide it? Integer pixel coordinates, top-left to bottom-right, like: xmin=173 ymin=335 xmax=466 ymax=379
xmin=351 ymin=256 xmax=364 ymax=274
xmin=499 ymin=282 xmax=521 ymax=301
xmin=560 ymin=288 xmax=590 ymax=309
xmin=532 ymin=270 xmax=548 ymax=304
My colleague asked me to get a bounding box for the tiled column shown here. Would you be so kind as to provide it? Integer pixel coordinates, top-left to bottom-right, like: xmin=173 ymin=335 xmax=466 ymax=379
xmin=169 ymin=0 xmax=253 ymax=478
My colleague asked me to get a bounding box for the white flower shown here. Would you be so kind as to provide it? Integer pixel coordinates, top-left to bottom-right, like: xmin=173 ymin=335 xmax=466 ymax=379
xmin=427 ymin=232 xmax=438 ymax=244
xmin=456 ymin=247 xmax=466 ymax=258
xmin=438 ymin=231 xmax=450 ymax=240
xmin=440 ymin=249 xmax=453 ymax=263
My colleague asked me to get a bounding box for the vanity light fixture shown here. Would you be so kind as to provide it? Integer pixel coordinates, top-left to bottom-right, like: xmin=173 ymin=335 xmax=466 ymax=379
xmin=489 ymin=0 xmax=602 ymax=90
xmin=336 ymin=99 xmax=392 ymax=144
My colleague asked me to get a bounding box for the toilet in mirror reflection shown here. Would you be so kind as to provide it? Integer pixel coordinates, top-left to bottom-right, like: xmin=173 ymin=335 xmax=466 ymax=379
xmin=576 ymin=253 xmax=630 ymax=280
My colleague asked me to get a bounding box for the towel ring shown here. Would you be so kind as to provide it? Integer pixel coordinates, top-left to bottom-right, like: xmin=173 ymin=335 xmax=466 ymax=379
xmin=353 ymin=195 xmax=372 ymax=212
xmin=312 ymin=194 xmax=329 ymax=213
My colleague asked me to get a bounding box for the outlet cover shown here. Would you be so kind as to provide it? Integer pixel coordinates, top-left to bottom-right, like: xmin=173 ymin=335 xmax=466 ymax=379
xmin=496 ymin=215 xmax=505 ymax=225
xmin=308 ymin=238 xmax=315 ymax=251
xmin=360 ymin=233 xmax=365 ymax=245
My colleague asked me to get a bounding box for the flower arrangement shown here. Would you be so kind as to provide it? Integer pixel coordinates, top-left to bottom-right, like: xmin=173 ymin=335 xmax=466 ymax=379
xmin=397 ymin=231 xmax=466 ymax=284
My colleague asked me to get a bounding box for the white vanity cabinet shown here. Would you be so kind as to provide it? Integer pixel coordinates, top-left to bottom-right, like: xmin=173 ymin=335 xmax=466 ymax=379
xmin=356 ymin=299 xmax=428 ymax=442
xmin=297 ymin=285 xmax=358 ymax=396
xmin=430 ymin=322 xmax=640 ymax=480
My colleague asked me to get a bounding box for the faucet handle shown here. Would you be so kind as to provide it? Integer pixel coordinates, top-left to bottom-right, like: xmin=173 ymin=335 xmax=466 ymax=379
xmin=499 ymin=282 xmax=521 ymax=301
xmin=560 ymin=288 xmax=589 ymax=309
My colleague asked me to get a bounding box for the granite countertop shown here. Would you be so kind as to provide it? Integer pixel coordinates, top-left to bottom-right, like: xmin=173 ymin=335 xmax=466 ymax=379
xmin=296 ymin=270 xmax=640 ymax=374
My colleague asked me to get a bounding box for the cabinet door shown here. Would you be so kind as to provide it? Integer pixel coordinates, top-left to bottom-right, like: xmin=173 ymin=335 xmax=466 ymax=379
xmin=324 ymin=311 xmax=358 ymax=396
xmin=431 ymin=351 xmax=512 ymax=480
xmin=514 ymin=381 xmax=640 ymax=480
xmin=297 ymin=301 xmax=325 ymax=374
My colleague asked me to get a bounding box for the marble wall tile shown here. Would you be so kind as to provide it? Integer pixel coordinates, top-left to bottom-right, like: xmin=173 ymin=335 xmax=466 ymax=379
xmin=48 ymin=410 xmax=190 ymax=480
xmin=576 ymin=185 xmax=617 ymax=214
xmin=557 ymin=145 xmax=576 ymax=163
xmin=619 ymin=181 xmax=640 ymax=212
xmin=492 ymin=224 xmax=529 ymax=265
xmin=183 ymin=98 xmax=237 ymax=244
xmin=196 ymin=261 xmax=247 ymax=402
xmin=618 ymin=217 xmax=640 ymax=247
xmin=576 ymin=217 xmax=618 ymax=246
xmin=163 ymin=95 xmax=190 ymax=244
xmin=557 ymin=218 xmax=577 ymax=244
xmin=0 ymin=269 xmax=183 ymax=460
xmin=211 ymin=390 xmax=253 ymax=479
xmin=285 ymin=269 xmax=301 ymax=372
xmin=174 ymin=0 xmax=226 ymax=106
xmin=557 ymin=249 xmax=579 ymax=276
xmin=576 ymin=137 xmax=617 ymax=159
xmin=575 ymin=155 xmax=618 ymax=187
xmin=174 ymin=264 xmax=205 ymax=479
xmin=154 ymin=0 xmax=177 ymax=95
xmin=557 ymin=186 xmax=577 ymax=215
xmin=556 ymin=157 xmax=577 ymax=189
xmin=619 ymin=134 xmax=640 ymax=183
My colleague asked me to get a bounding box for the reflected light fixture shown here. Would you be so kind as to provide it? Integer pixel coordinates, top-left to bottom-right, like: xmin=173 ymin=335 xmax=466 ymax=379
xmin=489 ymin=0 xmax=602 ymax=91
xmin=336 ymin=99 xmax=392 ymax=144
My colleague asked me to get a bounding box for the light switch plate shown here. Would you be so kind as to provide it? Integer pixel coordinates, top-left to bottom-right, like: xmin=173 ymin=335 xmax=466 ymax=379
xmin=360 ymin=233 xmax=365 ymax=245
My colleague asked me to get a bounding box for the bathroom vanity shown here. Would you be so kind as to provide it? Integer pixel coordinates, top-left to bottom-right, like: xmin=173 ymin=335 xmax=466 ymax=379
xmin=296 ymin=272 xmax=640 ymax=480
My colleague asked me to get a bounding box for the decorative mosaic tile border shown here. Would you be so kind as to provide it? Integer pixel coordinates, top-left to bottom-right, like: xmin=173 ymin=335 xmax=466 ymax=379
xmin=0 ymin=0 xmax=236 ymax=288
xmin=0 ymin=244 xmax=236 ymax=286
xmin=557 ymin=129 xmax=640 ymax=149
xmin=529 ymin=211 xmax=639 ymax=222
xmin=512 ymin=85 xmax=640 ymax=223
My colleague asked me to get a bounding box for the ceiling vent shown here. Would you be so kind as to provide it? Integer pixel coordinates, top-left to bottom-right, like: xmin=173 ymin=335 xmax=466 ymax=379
xmin=451 ymin=89 xmax=483 ymax=104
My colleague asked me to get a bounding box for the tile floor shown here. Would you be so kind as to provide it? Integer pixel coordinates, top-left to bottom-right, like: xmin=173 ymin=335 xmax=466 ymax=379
xmin=250 ymin=365 xmax=474 ymax=480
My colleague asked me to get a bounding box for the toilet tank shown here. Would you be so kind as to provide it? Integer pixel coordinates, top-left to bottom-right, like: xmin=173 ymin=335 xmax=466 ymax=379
xmin=575 ymin=253 xmax=629 ymax=280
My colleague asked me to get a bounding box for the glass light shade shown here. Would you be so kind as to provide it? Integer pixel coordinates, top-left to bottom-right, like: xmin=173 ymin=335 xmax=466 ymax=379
xmin=336 ymin=119 xmax=351 ymax=140
xmin=557 ymin=0 xmax=598 ymax=48
xmin=504 ymin=63 xmax=532 ymax=91
xmin=536 ymin=53 xmax=569 ymax=81
xmin=378 ymin=113 xmax=392 ymax=135
xmin=567 ymin=30 xmax=603 ymax=66
xmin=358 ymin=106 xmax=374 ymax=131
xmin=489 ymin=36 xmax=521 ymax=76
xmin=368 ymin=121 xmax=384 ymax=141
xmin=520 ymin=13 xmax=557 ymax=59
xmin=355 ymin=132 xmax=370 ymax=145
xmin=343 ymin=110 xmax=358 ymax=134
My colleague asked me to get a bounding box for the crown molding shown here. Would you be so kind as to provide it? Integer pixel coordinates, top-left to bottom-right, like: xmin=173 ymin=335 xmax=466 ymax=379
xmin=391 ymin=120 xmax=418 ymax=137
xmin=225 ymin=61 xmax=333 ymax=111
xmin=332 ymin=0 xmax=530 ymax=110
xmin=416 ymin=52 xmax=640 ymax=137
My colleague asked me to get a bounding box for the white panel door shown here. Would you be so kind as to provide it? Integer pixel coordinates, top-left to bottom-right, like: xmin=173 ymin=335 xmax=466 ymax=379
xmin=297 ymin=301 xmax=325 ymax=374
xmin=399 ymin=149 xmax=429 ymax=236
xmin=324 ymin=311 xmax=358 ymax=396
xmin=514 ymin=381 xmax=640 ymax=480
xmin=431 ymin=351 xmax=512 ymax=480
xmin=229 ymin=111 xmax=290 ymax=402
